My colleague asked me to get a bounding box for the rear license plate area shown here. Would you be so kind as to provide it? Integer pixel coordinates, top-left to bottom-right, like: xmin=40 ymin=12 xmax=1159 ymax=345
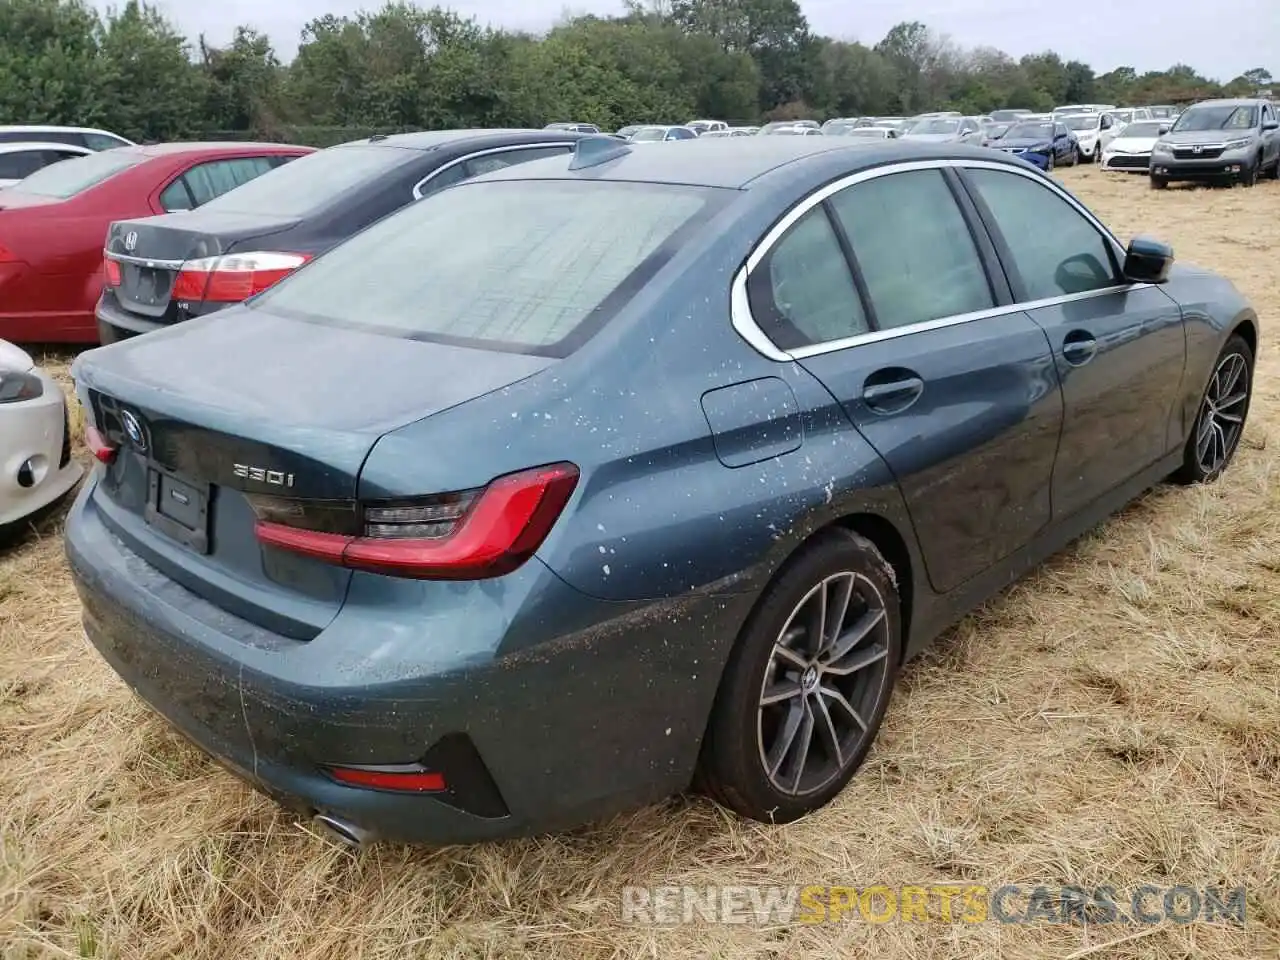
xmin=144 ymin=467 xmax=211 ymax=553
xmin=121 ymin=265 xmax=169 ymax=307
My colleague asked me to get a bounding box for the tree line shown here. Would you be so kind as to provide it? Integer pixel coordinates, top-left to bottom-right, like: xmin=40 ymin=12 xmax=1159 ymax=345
xmin=0 ymin=0 xmax=1273 ymax=145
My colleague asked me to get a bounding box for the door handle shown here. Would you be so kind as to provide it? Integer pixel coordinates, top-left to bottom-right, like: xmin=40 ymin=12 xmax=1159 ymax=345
xmin=862 ymin=372 xmax=924 ymax=414
xmin=1062 ymin=330 xmax=1097 ymax=366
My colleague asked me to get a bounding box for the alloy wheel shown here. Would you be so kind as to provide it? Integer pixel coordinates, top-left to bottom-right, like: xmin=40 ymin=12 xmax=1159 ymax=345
xmin=756 ymin=572 xmax=891 ymax=796
xmin=1194 ymin=351 xmax=1249 ymax=475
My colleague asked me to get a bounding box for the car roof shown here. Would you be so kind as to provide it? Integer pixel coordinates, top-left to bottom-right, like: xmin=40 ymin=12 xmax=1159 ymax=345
xmin=475 ymin=137 xmax=1033 ymax=190
xmin=0 ymin=141 xmax=93 ymax=153
xmin=129 ymin=141 xmax=311 ymax=157
xmin=1187 ymin=98 xmax=1265 ymax=108
xmin=0 ymin=124 xmax=127 ymax=138
xmin=363 ymin=129 xmax=588 ymax=151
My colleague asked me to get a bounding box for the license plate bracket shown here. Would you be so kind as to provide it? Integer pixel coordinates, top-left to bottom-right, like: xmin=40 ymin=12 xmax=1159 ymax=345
xmin=145 ymin=467 xmax=211 ymax=553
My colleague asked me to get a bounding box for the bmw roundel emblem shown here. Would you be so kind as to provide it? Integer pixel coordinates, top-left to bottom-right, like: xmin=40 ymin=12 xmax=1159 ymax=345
xmin=121 ymin=410 xmax=146 ymax=451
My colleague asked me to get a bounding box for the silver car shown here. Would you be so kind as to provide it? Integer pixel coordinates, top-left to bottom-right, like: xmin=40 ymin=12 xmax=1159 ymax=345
xmin=1149 ymin=98 xmax=1280 ymax=188
xmin=901 ymin=116 xmax=983 ymax=145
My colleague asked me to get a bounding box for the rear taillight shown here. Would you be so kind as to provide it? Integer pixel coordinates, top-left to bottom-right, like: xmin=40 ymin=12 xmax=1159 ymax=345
xmin=103 ymin=256 xmax=122 ymax=287
xmin=171 ymin=252 xmax=311 ymax=304
xmin=251 ymin=462 xmax=579 ymax=580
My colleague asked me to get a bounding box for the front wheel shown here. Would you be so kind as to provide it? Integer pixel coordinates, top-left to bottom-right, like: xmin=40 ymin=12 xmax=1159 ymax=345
xmin=1171 ymin=334 xmax=1254 ymax=484
xmin=1150 ymin=175 xmax=1169 ymax=190
xmin=697 ymin=529 xmax=901 ymax=823
xmin=1240 ymin=160 xmax=1259 ymax=187
xmin=1045 ymin=151 xmax=1055 ymax=172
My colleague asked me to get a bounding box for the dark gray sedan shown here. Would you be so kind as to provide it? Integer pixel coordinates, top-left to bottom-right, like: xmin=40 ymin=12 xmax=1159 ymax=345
xmin=65 ymin=137 xmax=1258 ymax=847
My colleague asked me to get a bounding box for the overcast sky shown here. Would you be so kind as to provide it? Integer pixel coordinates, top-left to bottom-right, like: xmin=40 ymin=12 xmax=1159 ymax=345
xmin=123 ymin=0 xmax=1275 ymax=81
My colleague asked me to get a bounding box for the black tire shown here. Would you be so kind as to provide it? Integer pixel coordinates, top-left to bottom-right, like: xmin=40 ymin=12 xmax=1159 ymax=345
xmin=1150 ymin=175 xmax=1168 ymax=190
xmin=697 ymin=528 xmax=901 ymax=823
xmin=1266 ymin=156 xmax=1280 ymax=180
xmin=1171 ymin=333 xmax=1254 ymax=485
xmin=1046 ymin=152 xmax=1055 ymax=172
xmin=1240 ymin=160 xmax=1259 ymax=187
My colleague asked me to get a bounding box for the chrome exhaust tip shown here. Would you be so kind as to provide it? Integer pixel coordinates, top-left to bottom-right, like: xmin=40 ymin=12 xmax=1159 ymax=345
xmin=313 ymin=813 xmax=372 ymax=850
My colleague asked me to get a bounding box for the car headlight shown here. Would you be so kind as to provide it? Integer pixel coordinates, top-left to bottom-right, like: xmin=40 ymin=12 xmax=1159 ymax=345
xmin=1223 ymin=138 xmax=1252 ymax=151
xmin=0 ymin=369 xmax=44 ymax=403
xmin=1152 ymin=142 xmax=1173 ymax=155
xmin=1032 ymin=142 xmax=1052 ymax=153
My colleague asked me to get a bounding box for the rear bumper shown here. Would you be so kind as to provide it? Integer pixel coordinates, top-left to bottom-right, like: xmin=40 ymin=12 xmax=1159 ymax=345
xmin=95 ymin=296 xmax=166 ymax=344
xmin=65 ymin=475 xmax=745 ymax=844
xmin=0 ymin=368 xmax=83 ymax=527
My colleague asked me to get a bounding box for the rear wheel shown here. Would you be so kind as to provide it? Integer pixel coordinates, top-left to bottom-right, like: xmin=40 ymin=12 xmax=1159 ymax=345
xmin=1171 ymin=334 xmax=1253 ymax=484
xmin=698 ymin=529 xmax=901 ymax=823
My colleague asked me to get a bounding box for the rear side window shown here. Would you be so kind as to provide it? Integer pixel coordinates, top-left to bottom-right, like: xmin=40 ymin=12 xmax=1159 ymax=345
xmin=748 ymin=207 xmax=869 ymax=349
xmin=0 ymin=150 xmax=53 ymax=180
xmin=255 ymin=179 xmax=722 ymax=356
xmin=84 ymin=132 xmax=130 ymax=150
xmin=180 ymin=156 xmax=278 ymax=206
xmin=829 ymin=169 xmax=994 ymax=330
xmin=8 ymin=149 xmax=145 ymax=198
xmin=197 ymin=145 xmax=413 ymax=218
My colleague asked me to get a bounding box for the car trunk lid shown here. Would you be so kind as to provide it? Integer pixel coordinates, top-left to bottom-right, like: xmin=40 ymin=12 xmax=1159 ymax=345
xmin=74 ymin=307 xmax=556 ymax=637
xmin=103 ymin=212 xmax=301 ymax=321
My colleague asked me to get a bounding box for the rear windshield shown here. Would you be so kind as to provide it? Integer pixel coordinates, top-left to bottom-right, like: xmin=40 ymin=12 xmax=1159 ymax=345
xmin=196 ymin=144 xmax=414 ymax=217
xmin=9 ymin=148 xmax=144 ymax=198
xmin=254 ymin=179 xmax=724 ymax=357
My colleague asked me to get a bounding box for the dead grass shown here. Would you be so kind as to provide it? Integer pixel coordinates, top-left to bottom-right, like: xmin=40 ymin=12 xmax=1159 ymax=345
xmin=2 ymin=168 xmax=1278 ymax=959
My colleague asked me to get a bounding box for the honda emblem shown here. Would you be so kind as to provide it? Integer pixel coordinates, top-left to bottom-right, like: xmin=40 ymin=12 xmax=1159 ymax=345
xmin=1192 ymin=145 xmax=1203 ymax=154
xmin=123 ymin=231 xmax=138 ymax=251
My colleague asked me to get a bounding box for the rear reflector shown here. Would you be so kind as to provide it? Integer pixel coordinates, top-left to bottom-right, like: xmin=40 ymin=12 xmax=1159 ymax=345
xmin=253 ymin=462 xmax=579 ymax=580
xmin=324 ymin=764 xmax=447 ymax=793
xmin=171 ymin=252 xmax=311 ymax=304
xmin=84 ymin=424 xmax=117 ymax=463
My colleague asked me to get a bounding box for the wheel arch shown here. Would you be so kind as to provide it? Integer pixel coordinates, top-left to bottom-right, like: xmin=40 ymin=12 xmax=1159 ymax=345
xmin=1230 ymin=314 xmax=1257 ymax=363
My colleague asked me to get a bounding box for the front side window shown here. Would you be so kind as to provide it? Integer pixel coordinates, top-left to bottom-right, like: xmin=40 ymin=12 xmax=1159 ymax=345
xmin=829 ymin=169 xmax=994 ymax=330
xmin=254 ymin=179 xmax=724 ymax=356
xmin=747 ymin=207 xmax=869 ymax=349
xmin=965 ymin=168 xmax=1118 ymax=301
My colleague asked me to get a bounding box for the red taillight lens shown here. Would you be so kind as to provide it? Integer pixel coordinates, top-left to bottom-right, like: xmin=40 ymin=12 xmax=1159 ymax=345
xmin=324 ymin=764 xmax=447 ymax=793
xmin=103 ymin=256 xmax=122 ymax=287
xmin=84 ymin=424 xmax=117 ymax=463
xmin=172 ymin=252 xmax=311 ymax=304
xmin=253 ymin=462 xmax=580 ymax=580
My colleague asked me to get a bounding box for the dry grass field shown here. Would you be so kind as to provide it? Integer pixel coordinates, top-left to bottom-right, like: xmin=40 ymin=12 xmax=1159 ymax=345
xmin=1 ymin=167 xmax=1278 ymax=960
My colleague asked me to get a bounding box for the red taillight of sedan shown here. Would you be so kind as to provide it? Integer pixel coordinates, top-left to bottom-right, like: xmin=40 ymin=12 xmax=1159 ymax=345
xmin=171 ymin=252 xmax=312 ymax=304
xmin=102 ymin=256 xmax=122 ymax=287
xmin=250 ymin=462 xmax=580 ymax=581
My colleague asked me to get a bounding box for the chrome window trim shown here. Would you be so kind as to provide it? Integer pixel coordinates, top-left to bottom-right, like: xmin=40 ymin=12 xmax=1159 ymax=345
xmin=731 ymin=157 xmax=1142 ymax=361
xmin=103 ymin=251 xmax=184 ymax=268
xmin=411 ymin=141 xmax=576 ymax=199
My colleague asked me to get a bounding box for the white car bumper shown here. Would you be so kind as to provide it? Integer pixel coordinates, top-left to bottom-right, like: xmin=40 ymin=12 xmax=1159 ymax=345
xmin=1101 ymin=152 xmax=1152 ymax=172
xmin=0 ymin=365 xmax=83 ymax=529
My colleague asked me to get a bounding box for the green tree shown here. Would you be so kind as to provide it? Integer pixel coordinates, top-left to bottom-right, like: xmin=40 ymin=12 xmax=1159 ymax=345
xmin=96 ymin=1 xmax=202 ymax=141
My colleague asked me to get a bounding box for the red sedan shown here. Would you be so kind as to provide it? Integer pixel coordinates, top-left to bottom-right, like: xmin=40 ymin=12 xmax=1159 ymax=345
xmin=0 ymin=141 xmax=313 ymax=343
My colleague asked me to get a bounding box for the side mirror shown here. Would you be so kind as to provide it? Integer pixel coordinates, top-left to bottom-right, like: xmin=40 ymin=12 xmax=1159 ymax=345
xmin=1263 ymin=119 xmax=1279 ymax=131
xmin=1101 ymin=117 xmax=1112 ymax=129
xmin=1124 ymin=236 xmax=1174 ymax=284
xmin=1158 ymin=123 xmax=1171 ymax=134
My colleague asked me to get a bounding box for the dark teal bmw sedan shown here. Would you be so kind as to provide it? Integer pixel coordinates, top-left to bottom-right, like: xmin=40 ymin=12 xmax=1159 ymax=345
xmin=64 ymin=136 xmax=1258 ymax=847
